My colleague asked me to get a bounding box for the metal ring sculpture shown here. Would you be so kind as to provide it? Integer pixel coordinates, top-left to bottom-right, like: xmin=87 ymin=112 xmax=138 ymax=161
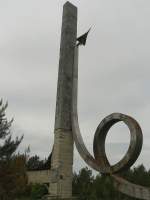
xmin=72 ymin=46 xmax=150 ymax=200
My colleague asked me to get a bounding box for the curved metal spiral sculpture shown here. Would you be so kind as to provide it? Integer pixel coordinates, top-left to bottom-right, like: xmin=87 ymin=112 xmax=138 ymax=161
xmin=72 ymin=46 xmax=150 ymax=200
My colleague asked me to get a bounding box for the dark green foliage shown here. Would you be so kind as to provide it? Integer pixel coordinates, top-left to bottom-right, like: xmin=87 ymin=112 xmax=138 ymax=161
xmin=0 ymin=100 xmax=23 ymax=161
xmin=44 ymin=151 xmax=52 ymax=169
xmin=30 ymin=184 xmax=48 ymax=199
xmin=73 ymin=167 xmax=94 ymax=200
xmin=72 ymin=165 xmax=150 ymax=200
xmin=27 ymin=155 xmax=45 ymax=170
xmin=27 ymin=153 xmax=52 ymax=171
xmin=93 ymin=174 xmax=117 ymax=200
xmin=0 ymin=154 xmax=28 ymax=199
xmin=0 ymin=100 xmax=26 ymax=199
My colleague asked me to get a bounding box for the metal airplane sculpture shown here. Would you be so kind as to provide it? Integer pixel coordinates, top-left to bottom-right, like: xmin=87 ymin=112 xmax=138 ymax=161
xmin=77 ymin=28 xmax=91 ymax=46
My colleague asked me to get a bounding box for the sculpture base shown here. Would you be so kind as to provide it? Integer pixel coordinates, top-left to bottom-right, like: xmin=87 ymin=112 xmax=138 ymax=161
xmin=43 ymin=195 xmax=78 ymax=200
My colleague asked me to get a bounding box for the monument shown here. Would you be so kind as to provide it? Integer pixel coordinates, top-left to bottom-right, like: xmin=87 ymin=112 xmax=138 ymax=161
xmin=48 ymin=2 xmax=77 ymax=199
xmin=29 ymin=2 xmax=150 ymax=200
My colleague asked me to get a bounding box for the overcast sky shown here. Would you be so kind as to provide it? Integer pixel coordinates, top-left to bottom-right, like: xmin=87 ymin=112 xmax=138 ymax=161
xmin=1 ymin=0 xmax=150 ymax=173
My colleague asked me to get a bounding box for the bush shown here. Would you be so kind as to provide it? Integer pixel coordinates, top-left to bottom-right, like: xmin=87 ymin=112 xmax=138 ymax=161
xmin=30 ymin=184 xmax=48 ymax=199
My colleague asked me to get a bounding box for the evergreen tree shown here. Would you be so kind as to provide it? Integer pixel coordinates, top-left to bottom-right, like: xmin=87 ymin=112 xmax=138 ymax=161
xmin=72 ymin=165 xmax=150 ymax=200
xmin=27 ymin=150 xmax=53 ymax=170
xmin=27 ymin=155 xmax=45 ymax=170
xmin=0 ymin=100 xmax=25 ymax=200
xmin=0 ymin=100 xmax=23 ymax=161
xmin=44 ymin=149 xmax=53 ymax=169
xmin=73 ymin=167 xmax=94 ymax=200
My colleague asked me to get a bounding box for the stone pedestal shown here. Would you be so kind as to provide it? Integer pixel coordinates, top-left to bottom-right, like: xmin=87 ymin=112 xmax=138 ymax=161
xmin=49 ymin=130 xmax=73 ymax=198
xmin=43 ymin=195 xmax=78 ymax=200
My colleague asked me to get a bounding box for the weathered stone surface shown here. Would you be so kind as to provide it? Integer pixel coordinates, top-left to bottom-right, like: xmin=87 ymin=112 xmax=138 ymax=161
xmin=44 ymin=196 xmax=78 ymax=200
xmin=27 ymin=170 xmax=50 ymax=184
xmin=54 ymin=1 xmax=77 ymax=130
xmin=113 ymin=175 xmax=150 ymax=200
xmin=49 ymin=130 xmax=73 ymax=198
xmin=93 ymin=113 xmax=143 ymax=174
xmin=49 ymin=1 xmax=77 ymax=199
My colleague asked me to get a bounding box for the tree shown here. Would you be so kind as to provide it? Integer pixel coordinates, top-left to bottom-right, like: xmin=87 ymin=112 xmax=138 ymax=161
xmin=72 ymin=165 xmax=150 ymax=200
xmin=0 ymin=100 xmax=25 ymax=200
xmin=0 ymin=100 xmax=23 ymax=161
xmin=73 ymin=167 xmax=94 ymax=200
xmin=27 ymin=150 xmax=52 ymax=171
xmin=27 ymin=155 xmax=45 ymax=170
xmin=30 ymin=183 xmax=48 ymax=199
xmin=44 ymin=150 xmax=52 ymax=169
xmin=0 ymin=154 xmax=28 ymax=199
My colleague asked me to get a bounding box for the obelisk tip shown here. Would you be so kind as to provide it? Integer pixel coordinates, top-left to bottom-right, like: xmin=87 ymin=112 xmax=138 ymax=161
xmin=64 ymin=1 xmax=77 ymax=9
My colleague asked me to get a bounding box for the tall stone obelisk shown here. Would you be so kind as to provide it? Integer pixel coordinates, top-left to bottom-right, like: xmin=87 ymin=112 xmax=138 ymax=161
xmin=49 ymin=2 xmax=77 ymax=199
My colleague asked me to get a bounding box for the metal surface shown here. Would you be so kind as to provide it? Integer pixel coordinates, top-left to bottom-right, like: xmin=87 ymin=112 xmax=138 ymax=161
xmin=72 ymin=46 xmax=101 ymax=172
xmin=93 ymin=113 xmax=143 ymax=174
xmin=112 ymin=174 xmax=150 ymax=199
xmin=72 ymin=45 xmax=150 ymax=199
